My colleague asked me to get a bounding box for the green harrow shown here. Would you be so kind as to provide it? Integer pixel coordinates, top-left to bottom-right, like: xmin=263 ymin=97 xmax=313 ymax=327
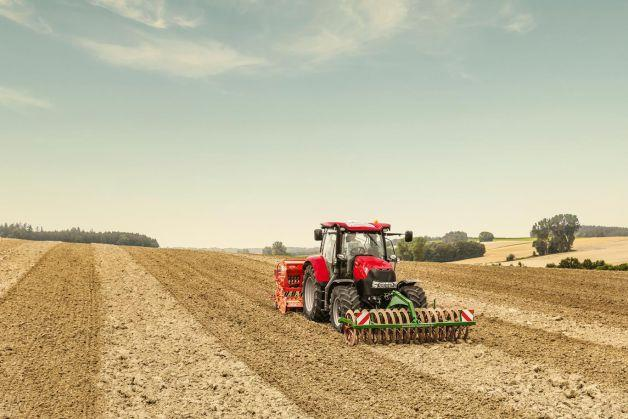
xmin=339 ymin=291 xmax=477 ymax=346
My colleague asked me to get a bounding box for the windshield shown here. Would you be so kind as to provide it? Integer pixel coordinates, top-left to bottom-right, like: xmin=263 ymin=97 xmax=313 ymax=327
xmin=343 ymin=232 xmax=385 ymax=259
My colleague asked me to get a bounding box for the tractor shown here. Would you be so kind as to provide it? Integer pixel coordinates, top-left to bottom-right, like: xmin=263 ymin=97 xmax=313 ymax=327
xmin=274 ymin=221 xmax=476 ymax=345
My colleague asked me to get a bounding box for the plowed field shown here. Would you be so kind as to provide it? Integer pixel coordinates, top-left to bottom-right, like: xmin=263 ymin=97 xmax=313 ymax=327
xmin=1 ymin=238 xmax=626 ymax=418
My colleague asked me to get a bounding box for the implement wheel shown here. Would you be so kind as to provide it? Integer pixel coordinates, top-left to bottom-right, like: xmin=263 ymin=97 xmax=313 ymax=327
xmin=399 ymin=284 xmax=428 ymax=308
xmin=330 ymin=285 xmax=360 ymax=332
xmin=302 ymin=265 xmax=328 ymax=322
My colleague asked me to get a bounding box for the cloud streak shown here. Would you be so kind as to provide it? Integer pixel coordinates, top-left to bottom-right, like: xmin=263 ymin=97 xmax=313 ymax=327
xmin=0 ymin=0 xmax=51 ymax=33
xmin=499 ymin=1 xmax=536 ymax=33
xmin=282 ymin=0 xmax=409 ymax=62
xmin=0 ymin=86 xmax=51 ymax=109
xmin=77 ymin=36 xmax=265 ymax=78
xmin=503 ymin=13 xmax=535 ymax=34
xmin=89 ymin=0 xmax=201 ymax=29
xmin=2 ymin=0 xmax=537 ymax=80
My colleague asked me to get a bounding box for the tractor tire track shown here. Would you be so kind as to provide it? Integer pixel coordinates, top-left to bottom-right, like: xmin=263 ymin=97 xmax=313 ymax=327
xmin=94 ymin=245 xmax=306 ymax=418
xmin=0 ymin=240 xmax=57 ymax=299
xmin=129 ymin=248 xmax=525 ymax=419
xmin=0 ymin=243 xmax=101 ymax=418
xmin=0 ymin=238 xmax=22 ymax=256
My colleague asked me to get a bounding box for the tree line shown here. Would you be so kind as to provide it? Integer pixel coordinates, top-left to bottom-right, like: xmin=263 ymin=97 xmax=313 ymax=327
xmin=576 ymin=225 xmax=628 ymax=237
xmin=262 ymin=241 xmax=288 ymax=255
xmin=263 ymin=234 xmax=487 ymax=263
xmin=396 ymin=233 xmax=486 ymax=262
xmin=0 ymin=222 xmax=159 ymax=247
xmin=261 ymin=214 xmax=626 ymax=263
xmin=547 ymin=257 xmax=628 ymax=271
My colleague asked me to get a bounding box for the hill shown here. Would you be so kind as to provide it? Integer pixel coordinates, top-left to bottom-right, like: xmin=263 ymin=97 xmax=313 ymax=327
xmin=453 ymin=237 xmax=628 ymax=267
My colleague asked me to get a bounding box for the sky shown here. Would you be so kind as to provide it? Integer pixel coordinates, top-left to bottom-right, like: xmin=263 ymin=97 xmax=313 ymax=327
xmin=1 ymin=0 xmax=627 ymax=248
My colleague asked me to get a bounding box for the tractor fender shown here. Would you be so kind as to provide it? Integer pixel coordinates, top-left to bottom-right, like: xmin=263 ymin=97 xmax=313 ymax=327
xmin=397 ymin=280 xmax=416 ymax=288
xmin=304 ymin=255 xmax=329 ymax=283
xmin=324 ymin=279 xmax=354 ymax=310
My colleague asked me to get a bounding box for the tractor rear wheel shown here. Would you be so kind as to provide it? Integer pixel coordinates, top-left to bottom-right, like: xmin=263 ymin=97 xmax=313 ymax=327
xmin=399 ymin=284 xmax=428 ymax=309
xmin=330 ymin=285 xmax=361 ymax=332
xmin=302 ymin=265 xmax=328 ymax=322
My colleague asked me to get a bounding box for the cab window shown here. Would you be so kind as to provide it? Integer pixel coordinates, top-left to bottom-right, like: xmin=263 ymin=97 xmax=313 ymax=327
xmin=322 ymin=232 xmax=336 ymax=271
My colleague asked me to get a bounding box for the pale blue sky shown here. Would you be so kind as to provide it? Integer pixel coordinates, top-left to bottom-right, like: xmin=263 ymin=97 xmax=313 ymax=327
xmin=1 ymin=1 xmax=627 ymax=248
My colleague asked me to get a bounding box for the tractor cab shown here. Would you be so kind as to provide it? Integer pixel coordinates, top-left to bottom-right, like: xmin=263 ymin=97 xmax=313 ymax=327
xmin=314 ymin=221 xmax=412 ymax=281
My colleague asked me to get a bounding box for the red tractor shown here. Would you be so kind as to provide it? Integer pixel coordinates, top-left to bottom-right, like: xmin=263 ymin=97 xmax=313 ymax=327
xmin=274 ymin=221 xmax=427 ymax=332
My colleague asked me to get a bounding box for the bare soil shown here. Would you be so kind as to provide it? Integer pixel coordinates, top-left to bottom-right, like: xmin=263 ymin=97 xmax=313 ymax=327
xmin=93 ymin=245 xmax=305 ymax=418
xmin=0 ymin=240 xmax=56 ymax=298
xmin=0 ymin=241 xmax=626 ymax=418
xmin=0 ymin=243 xmax=101 ymax=418
xmin=127 ymin=248 xmax=522 ymax=418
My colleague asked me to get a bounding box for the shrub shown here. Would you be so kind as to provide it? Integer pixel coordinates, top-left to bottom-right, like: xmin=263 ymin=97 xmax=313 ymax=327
xmin=454 ymin=241 xmax=486 ymax=259
xmin=594 ymin=260 xmax=606 ymax=268
xmin=558 ymin=257 xmax=581 ymax=269
xmin=478 ymin=231 xmax=494 ymax=242
xmin=550 ymin=257 xmax=627 ymax=271
xmin=396 ymin=237 xmax=427 ymax=261
xmin=423 ymin=242 xmax=458 ymax=262
xmin=506 ymin=254 xmax=515 ymax=262
xmin=271 ymin=241 xmax=288 ymax=255
xmin=422 ymin=241 xmax=485 ymax=262
xmin=442 ymin=231 xmax=468 ymax=243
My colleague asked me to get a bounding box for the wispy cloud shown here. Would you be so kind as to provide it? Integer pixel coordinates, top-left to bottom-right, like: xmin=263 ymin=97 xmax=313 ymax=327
xmin=2 ymin=0 xmax=537 ymax=80
xmin=0 ymin=0 xmax=51 ymax=33
xmin=77 ymin=36 xmax=265 ymax=78
xmin=499 ymin=1 xmax=536 ymax=34
xmin=89 ymin=0 xmax=201 ymax=29
xmin=0 ymin=86 xmax=51 ymax=109
xmin=282 ymin=0 xmax=409 ymax=62
xmin=280 ymin=0 xmax=536 ymax=64
xmin=503 ymin=13 xmax=535 ymax=34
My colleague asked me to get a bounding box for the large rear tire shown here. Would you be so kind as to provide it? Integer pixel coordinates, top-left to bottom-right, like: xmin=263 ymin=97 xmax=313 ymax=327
xmin=302 ymin=265 xmax=328 ymax=322
xmin=330 ymin=285 xmax=361 ymax=332
xmin=399 ymin=284 xmax=428 ymax=308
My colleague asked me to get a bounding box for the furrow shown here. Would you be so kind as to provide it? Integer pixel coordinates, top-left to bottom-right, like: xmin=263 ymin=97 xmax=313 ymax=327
xmin=94 ymin=244 xmax=306 ymax=418
xmin=128 ymin=248 xmax=527 ymax=418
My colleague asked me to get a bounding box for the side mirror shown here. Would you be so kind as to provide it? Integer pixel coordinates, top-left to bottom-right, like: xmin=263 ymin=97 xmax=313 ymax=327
xmin=314 ymin=228 xmax=323 ymax=241
xmin=404 ymin=231 xmax=413 ymax=242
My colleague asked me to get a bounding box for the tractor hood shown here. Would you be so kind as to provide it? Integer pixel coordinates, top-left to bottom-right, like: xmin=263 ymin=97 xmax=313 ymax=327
xmin=353 ymin=256 xmax=393 ymax=280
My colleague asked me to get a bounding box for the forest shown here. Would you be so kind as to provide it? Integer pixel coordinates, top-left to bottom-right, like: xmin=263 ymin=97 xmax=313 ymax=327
xmin=0 ymin=223 xmax=159 ymax=247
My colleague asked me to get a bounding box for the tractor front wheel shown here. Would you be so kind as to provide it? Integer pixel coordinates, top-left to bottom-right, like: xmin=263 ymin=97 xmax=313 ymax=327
xmin=302 ymin=266 xmax=328 ymax=322
xmin=330 ymin=285 xmax=361 ymax=332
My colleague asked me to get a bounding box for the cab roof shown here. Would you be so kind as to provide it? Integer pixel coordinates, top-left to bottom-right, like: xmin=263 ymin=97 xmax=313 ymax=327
xmin=321 ymin=221 xmax=391 ymax=232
